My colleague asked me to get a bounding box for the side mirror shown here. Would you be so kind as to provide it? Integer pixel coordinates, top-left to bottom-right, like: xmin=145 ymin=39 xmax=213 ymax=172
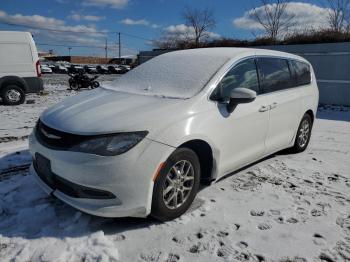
xmin=227 ymin=88 xmax=256 ymax=113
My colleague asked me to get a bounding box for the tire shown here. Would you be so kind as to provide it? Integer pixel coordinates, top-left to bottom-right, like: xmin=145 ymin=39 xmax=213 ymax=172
xmin=1 ymin=85 xmax=25 ymax=105
xmin=291 ymin=113 xmax=313 ymax=153
xmin=151 ymin=148 xmax=200 ymax=221
xmin=69 ymin=80 xmax=79 ymax=91
xmin=92 ymin=81 xmax=100 ymax=88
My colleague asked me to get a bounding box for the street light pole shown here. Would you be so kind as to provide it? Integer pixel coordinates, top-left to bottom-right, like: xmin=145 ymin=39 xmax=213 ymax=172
xmin=118 ymin=32 xmax=121 ymax=63
xmin=105 ymin=37 xmax=108 ymax=59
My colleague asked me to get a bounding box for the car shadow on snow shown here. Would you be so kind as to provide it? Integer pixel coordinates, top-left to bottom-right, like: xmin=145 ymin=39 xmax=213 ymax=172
xmin=214 ymin=148 xmax=293 ymax=184
xmin=0 ymin=149 xmax=32 ymax=175
xmin=0 ymin=170 xmax=161 ymax=240
xmin=0 ymin=147 xmax=295 ymax=241
xmin=0 ymin=149 xmax=161 ymax=240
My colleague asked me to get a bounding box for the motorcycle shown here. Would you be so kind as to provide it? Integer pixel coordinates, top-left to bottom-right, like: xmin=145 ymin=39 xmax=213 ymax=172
xmin=68 ymin=72 xmax=100 ymax=91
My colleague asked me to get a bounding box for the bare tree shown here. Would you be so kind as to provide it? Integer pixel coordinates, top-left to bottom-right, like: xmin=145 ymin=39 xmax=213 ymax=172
xmin=251 ymin=0 xmax=295 ymax=40
xmin=153 ymin=36 xmax=185 ymax=49
xmin=325 ymin=0 xmax=350 ymax=32
xmin=153 ymin=27 xmax=193 ymax=49
xmin=183 ymin=7 xmax=216 ymax=47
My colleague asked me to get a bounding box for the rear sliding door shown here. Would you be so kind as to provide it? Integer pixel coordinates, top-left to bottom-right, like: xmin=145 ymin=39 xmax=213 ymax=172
xmin=257 ymin=57 xmax=302 ymax=154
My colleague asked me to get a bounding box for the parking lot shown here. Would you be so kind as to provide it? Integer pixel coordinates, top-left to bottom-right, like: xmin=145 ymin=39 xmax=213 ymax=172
xmin=42 ymin=72 xmax=117 ymax=87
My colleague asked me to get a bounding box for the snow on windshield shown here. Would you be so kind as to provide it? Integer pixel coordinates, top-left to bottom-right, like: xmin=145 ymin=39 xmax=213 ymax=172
xmin=104 ymin=51 xmax=230 ymax=99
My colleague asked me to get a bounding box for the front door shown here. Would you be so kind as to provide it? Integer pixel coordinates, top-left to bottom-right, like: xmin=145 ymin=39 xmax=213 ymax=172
xmin=208 ymin=58 xmax=269 ymax=175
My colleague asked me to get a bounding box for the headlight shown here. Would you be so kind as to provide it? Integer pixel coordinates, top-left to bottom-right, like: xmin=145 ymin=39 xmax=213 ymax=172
xmin=70 ymin=131 xmax=148 ymax=156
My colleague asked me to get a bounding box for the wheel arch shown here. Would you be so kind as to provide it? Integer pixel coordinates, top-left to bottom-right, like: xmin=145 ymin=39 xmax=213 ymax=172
xmin=305 ymin=109 xmax=315 ymax=123
xmin=292 ymin=109 xmax=315 ymax=143
xmin=0 ymin=76 xmax=28 ymax=93
xmin=178 ymin=139 xmax=216 ymax=183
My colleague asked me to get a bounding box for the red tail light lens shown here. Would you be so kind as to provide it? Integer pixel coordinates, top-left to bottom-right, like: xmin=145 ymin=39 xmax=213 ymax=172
xmin=36 ymin=60 xmax=41 ymax=77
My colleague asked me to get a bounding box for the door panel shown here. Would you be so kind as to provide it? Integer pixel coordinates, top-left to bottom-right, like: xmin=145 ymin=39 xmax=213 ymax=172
xmin=207 ymin=58 xmax=269 ymax=176
xmin=256 ymin=57 xmax=302 ymax=154
xmin=264 ymin=89 xmax=301 ymax=153
xmin=218 ymin=96 xmax=269 ymax=174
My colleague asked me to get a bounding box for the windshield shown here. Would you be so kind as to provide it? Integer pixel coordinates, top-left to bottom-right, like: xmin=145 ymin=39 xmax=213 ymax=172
xmin=104 ymin=52 xmax=229 ymax=99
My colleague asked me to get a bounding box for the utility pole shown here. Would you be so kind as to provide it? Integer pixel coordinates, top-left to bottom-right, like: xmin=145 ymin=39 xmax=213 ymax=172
xmin=68 ymin=47 xmax=72 ymax=56
xmin=118 ymin=32 xmax=121 ymax=63
xmin=105 ymin=37 xmax=108 ymax=59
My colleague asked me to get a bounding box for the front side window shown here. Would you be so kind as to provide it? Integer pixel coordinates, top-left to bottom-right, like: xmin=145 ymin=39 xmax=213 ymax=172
xmin=290 ymin=60 xmax=311 ymax=86
xmin=258 ymin=58 xmax=293 ymax=93
xmin=211 ymin=58 xmax=259 ymax=101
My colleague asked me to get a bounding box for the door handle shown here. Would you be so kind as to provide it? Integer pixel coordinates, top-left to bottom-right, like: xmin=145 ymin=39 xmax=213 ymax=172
xmin=270 ymin=102 xmax=278 ymax=110
xmin=259 ymin=106 xmax=269 ymax=112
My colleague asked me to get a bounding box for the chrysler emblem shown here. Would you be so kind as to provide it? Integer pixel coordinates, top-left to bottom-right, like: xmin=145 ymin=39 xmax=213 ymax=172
xmin=41 ymin=128 xmax=61 ymax=139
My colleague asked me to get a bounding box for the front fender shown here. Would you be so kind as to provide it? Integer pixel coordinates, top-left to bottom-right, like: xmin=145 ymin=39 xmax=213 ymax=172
xmin=148 ymin=115 xmax=221 ymax=179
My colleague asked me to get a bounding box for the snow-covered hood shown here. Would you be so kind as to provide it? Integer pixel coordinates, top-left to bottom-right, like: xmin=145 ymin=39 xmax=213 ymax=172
xmin=40 ymin=88 xmax=190 ymax=136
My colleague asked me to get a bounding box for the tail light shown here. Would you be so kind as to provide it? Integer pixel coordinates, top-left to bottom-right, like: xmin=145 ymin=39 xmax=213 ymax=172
xmin=36 ymin=60 xmax=41 ymax=77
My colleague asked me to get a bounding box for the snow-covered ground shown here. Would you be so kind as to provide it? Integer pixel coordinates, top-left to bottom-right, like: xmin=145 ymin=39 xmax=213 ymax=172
xmin=0 ymin=77 xmax=349 ymax=261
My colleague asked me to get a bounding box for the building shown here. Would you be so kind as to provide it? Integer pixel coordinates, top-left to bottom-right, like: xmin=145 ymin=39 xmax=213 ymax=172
xmin=138 ymin=49 xmax=175 ymax=64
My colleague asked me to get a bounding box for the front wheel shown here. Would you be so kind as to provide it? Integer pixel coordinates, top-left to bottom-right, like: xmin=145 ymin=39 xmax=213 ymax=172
xmin=291 ymin=114 xmax=313 ymax=153
xmin=91 ymin=81 xmax=100 ymax=88
xmin=151 ymin=148 xmax=200 ymax=221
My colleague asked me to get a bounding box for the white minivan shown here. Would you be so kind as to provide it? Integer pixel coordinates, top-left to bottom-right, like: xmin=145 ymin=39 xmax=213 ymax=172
xmin=0 ymin=31 xmax=43 ymax=105
xmin=29 ymin=48 xmax=319 ymax=220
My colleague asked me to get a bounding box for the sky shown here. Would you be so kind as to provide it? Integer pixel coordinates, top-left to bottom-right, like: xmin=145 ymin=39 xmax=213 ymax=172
xmin=0 ymin=0 xmax=332 ymax=57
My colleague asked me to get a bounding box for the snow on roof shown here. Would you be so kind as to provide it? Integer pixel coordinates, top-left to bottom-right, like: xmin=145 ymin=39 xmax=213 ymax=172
xmin=104 ymin=47 xmax=304 ymax=99
xmin=105 ymin=48 xmax=253 ymax=99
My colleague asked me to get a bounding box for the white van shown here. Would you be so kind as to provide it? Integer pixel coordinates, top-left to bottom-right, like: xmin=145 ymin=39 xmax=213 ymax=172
xmin=29 ymin=48 xmax=319 ymax=220
xmin=0 ymin=31 xmax=43 ymax=105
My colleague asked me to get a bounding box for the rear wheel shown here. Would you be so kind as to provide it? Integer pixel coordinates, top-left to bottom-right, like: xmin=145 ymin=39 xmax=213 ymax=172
xmin=69 ymin=80 xmax=79 ymax=91
xmin=291 ymin=113 xmax=313 ymax=153
xmin=151 ymin=148 xmax=200 ymax=221
xmin=1 ymin=85 xmax=25 ymax=105
xmin=92 ymin=81 xmax=100 ymax=88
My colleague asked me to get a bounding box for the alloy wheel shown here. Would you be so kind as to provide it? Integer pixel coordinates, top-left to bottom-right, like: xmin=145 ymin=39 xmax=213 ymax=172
xmin=162 ymin=160 xmax=195 ymax=209
xmin=297 ymin=119 xmax=310 ymax=148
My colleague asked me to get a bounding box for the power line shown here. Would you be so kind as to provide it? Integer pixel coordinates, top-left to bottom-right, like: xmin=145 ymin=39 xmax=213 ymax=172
xmin=0 ymin=21 xmax=107 ymax=35
xmin=36 ymin=42 xmax=136 ymax=55
xmin=121 ymin=32 xmax=152 ymax=42
xmin=0 ymin=21 xmax=154 ymax=42
xmin=37 ymin=43 xmax=105 ymax=48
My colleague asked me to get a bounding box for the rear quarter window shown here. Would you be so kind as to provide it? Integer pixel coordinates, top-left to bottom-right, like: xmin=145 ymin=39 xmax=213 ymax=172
xmin=290 ymin=60 xmax=311 ymax=86
xmin=0 ymin=43 xmax=33 ymax=64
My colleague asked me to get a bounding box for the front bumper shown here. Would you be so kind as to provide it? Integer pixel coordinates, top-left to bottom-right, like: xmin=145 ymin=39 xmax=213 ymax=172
xmin=28 ymin=131 xmax=174 ymax=218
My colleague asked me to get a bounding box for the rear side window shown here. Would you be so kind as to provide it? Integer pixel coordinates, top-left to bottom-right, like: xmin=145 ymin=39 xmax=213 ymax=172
xmin=258 ymin=58 xmax=293 ymax=93
xmin=290 ymin=60 xmax=311 ymax=86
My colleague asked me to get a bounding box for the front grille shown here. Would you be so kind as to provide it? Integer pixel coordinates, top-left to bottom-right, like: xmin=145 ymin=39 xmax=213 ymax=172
xmin=35 ymin=120 xmax=87 ymax=150
xmin=33 ymin=153 xmax=116 ymax=199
